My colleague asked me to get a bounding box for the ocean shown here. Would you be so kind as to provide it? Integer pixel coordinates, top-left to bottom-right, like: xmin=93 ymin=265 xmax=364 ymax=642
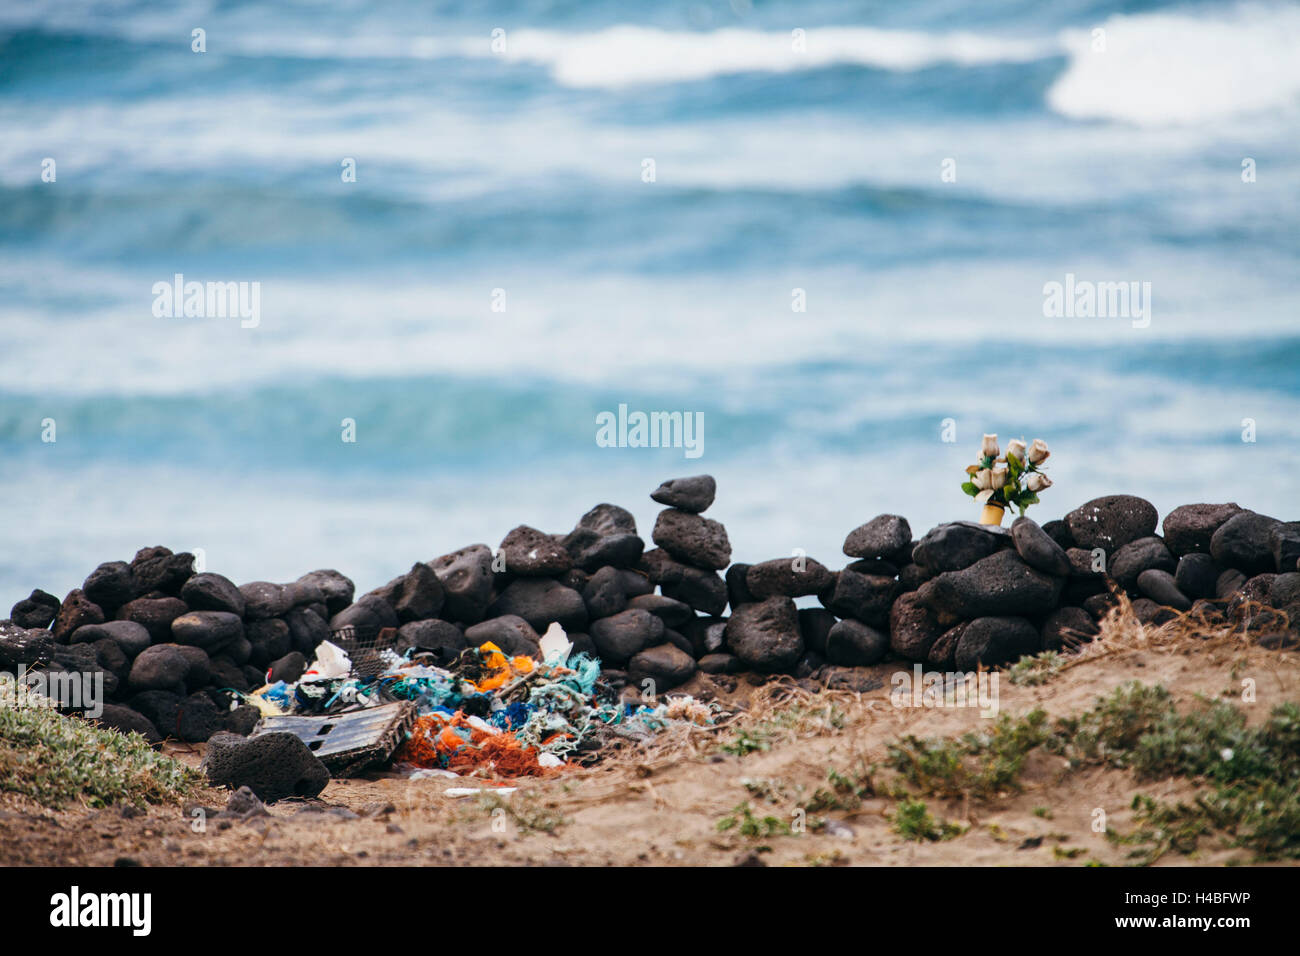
xmin=1 ymin=0 xmax=1298 ymax=612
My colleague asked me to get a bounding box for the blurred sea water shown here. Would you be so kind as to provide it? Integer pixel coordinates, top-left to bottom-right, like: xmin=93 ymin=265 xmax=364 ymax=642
xmin=1 ymin=0 xmax=1298 ymax=609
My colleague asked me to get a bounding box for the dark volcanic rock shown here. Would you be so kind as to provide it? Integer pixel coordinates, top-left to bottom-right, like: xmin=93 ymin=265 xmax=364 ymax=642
xmin=10 ymin=589 xmax=60 ymax=629
xmin=825 ymin=619 xmax=888 ymax=667
xmin=1083 ymin=591 xmax=1119 ymax=621
xmin=912 ymin=522 xmax=1003 ymax=573
xmin=1011 ymin=517 xmax=1072 ymax=577
xmin=745 ymin=557 xmax=835 ymax=599
xmin=1137 ymin=570 xmax=1191 ymax=611
xmin=430 ymin=545 xmax=495 ymax=623
xmin=171 ymin=611 xmax=244 ymax=654
xmin=203 ymin=731 xmax=330 ymax=802
xmin=842 ymin=514 xmax=912 ymax=564
xmin=661 ymin=566 xmax=728 ymax=616
xmin=181 ymin=573 xmax=246 ymax=616
xmin=627 ymin=643 xmax=697 ymax=691
xmin=239 ymin=582 xmax=292 ymax=621
xmin=698 ymin=653 xmax=742 ymax=674
xmin=889 ymin=591 xmax=945 ymax=661
xmin=91 ymin=638 xmax=130 ymax=684
xmin=375 ymin=563 xmax=445 ymax=623
xmin=626 ymin=594 xmax=694 ymax=629
xmin=82 ymin=561 xmax=137 ymax=615
xmin=918 ymin=550 xmax=1064 ymax=620
xmin=127 ymin=644 xmax=193 ymax=691
xmin=94 ymin=704 xmax=162 ymax=745
xmin=296 ymin=569 xmax=355 ymax=615
xmin=395 ymin=619 xmax=468 ymax=666
xmin=650 ymin=475 xmax=716 ymax=514
xmin=52 ymin=590 xmax=104 ymax=643
xmin=590 ymin=609 xmax=664 ymax=668
xmin=1041 ymin=607 xmax=1099 ymax=652
xmin=486 ymin=578 xmax=587 ymax=633
xmin=682 ymin=616 xmax=728 ymax=657
xmin=1211 ymin=512 xmax=1283 ymax=575
xmin=499 ymin=525 xmax=572 ymax=577
xmin=115 ymin=596 xmax=187 ymax=644
xmin=824 ymin=570 xmax=897 ymax=629
xmin=640 ymin=548 xmax=686 ymax=586
xmin=581 ymin=566 xmax=627 ymax=620
xmin=797 ymin=608 xmax=836 ymax=657
xmin=724 ymin=597 xmax=803 ymax=672
xmin=209 ymin=657 xmax=251 ymax=693
xmin=0 ymin=624 xmax=55 ymax=670
xmin=285 ymin=606 xmax=330 ymax=655
xmin=1271 ymin=522 xmax=1300 ymax=574
xmin=955 ymin=616 xmax=1040 ymax=670
xmin=129 ymin=546 xmax=195 ymax=596
xmin=1271 ymin=572 xmax=1300 ymax=609
xmin=652 ymin=510 xmax=731 ymax=570
xmin=1066 ymin=495 xmax=1158 ymax=551
xmin=898 ymin=563 xmax=933 ymax=593
xmin=725 ymin=563 xmax=756 ymax=609
xmin=130 ymin=689 xmax=220 ymax=742
xmin=463 ymin=615 xmax=542 ymax=658
xmin=1041 ymin=520 xmax=1076 ymax=550
xmin=1162 ymin=503 xmax=1245 ymax=557
xmin=247 ymin=619 xmax=292 ymax=668
xmin=1215 ymin=568 xmax=1248 ymax=599
xmin=69 ymin=620 xmax=151 ymax=658
xmin=1109 ymin=536 xmax=1176 ymax=591
xmin=268 ymin=651 xmax=307 ymax=684
xmin=1174 ymin=553 xmax=1220 ymax=601
xmin=329 ymin=593 xmax=398 ymax=633
xmin=563 ymin=504 xmax=645 ymax=571
xmin=223 ymin=705 xmax=262 ymax=736
xmin=927 ymin=623 xmax=966 ymax=670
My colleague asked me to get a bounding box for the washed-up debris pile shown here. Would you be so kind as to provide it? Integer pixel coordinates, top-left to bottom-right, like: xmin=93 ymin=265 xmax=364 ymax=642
xmin=238 ymin=624 xmax=720 ymax=782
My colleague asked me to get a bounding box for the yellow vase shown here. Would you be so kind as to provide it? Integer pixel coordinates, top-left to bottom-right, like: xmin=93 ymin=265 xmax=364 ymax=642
xmin=979 ymin=502 xmax=1006 ymax=526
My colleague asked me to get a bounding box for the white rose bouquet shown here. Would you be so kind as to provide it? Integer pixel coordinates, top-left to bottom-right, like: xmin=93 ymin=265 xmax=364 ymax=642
xmin=962 ymin=433 xmax=1052 ymax=519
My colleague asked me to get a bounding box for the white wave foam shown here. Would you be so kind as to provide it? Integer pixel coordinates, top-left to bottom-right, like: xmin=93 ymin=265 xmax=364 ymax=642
xmin=1048 ymin=3 xmax=1300 ymax=125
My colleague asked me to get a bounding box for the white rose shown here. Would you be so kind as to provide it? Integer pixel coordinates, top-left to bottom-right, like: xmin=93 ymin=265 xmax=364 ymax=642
xmin=976 ymin=489 xmax=996 ymax=505
xmin=991 ymin=465 xmax=1008 ymax=490
xmin=1006 ymin=439 xmax=1026 ymax=464
xmin=974 ymin=468 xmax=992 ymax=490
xmin=1027 ymin=473 xmax=1053 ymax=492
xmin=981 ymin=434 xmax=999 ymax=458
xmin=1028 ymin=439 xmax=1050 ymax=464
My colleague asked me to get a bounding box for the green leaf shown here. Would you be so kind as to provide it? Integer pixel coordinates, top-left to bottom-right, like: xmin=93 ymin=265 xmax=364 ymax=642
xmin=961 ymin=482 xmax=978 ymax=496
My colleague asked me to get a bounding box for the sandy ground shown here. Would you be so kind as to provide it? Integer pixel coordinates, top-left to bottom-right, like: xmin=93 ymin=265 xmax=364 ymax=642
xmin=2 ymin=620 xmax=1297 ymax=867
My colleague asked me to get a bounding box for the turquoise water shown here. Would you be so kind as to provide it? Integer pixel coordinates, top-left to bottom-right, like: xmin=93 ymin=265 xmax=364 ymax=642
xmin=1 ymin=0 xmax=1298 ymax=609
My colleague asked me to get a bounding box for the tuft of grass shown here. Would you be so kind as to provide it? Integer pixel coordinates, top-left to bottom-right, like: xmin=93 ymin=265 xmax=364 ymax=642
xmin=0 ymin=702 xmax=201 ymax=809
xmin=476 ymin=792 xmax=565 ymax=835
xmin=887 ymin=709 xmax=1050 ymax=801
xmin=717 ymin=801 xmax=792 ymax=838
xmin=1007 ymin=651 xmax=1068 ymax=686
xmin=802 ymin=760 xmax=876 ymax=813
xmin=891 ymin=799 xmax=964 ymax=842
xmin=719 ymin=699 xmax=848 ymax=757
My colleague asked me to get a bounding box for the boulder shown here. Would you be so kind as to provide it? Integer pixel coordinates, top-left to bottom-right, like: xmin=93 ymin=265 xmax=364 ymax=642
xmin=823 ymin=570 xmax=897 ymax=629
xmin=955 ymin=617 xmax=1040 ymax=670
xmin=285 ymin=606 xmax=330 ymax=655
xmin=1041 ymin=607 xmax=1099 ymax=652
xmin=171 ymin=611 xmax=244 ymax=654
xmin=745 ymin=557 xmax=835 ymax=599
xmin=889 ymin=591 xmax=944 ymax=661
xmin=562 ymin=504 xmax=645 ymax=571
xmin=650 ymin=475 xmax=716 ymax=513
xmin=0 ymin=623 xmax=55 ymax=670
xmin=430 ymin=545 xmax=495 ymax=623
xmin=725 ymin=563 xmax=756 ymax=608
xmin=395 ymin=619 xmax=468 ymax=666
xmin=1066 ymin=495 xmax=1158 ymax=551
xmin=329 ymin=593 xmax=398 ymax=633
xmin=911 ymin=522 xmax=1004 ymax=573
xmin=115 ymin=596 xmax=188 ymax=644
xmin=1108 ymin=537 xmax=1176 ymax=591
xmin=1010 ymin=517 xmax=1072 ymax=577
xmin=1211 ymin=511 xmax=1282 ymax=575
xmin=627 ymin=643 xmax=697 ymax=691
xmin=927 ymin=623 xmax=966 ymax=670
xmin=247 ymin=619 xmax=292 ymax=668
xmin=93 ymin=704 xmax=162 ymax=745
xmin=724 ymin=597 xmax=803 ymax=672
xmin=698 ymin=653 xmax=742 ymax=674
xmin=498 ymin=525 xmax=572 ymax=577
xmin=1137 ymin=570 xmax=1191 ymax=611
xmin=295 ymin=569 xmax=355 ymax=615
xmin=486 ymin=578 xmax=588 ymax=633
xmin=1162 ymin=503 xmax=1245 ymax=556
xmin=52 ymin=589 xmax=104 ymax=643
xmin=797 ymin=608 xmax=836 ymax=657
xmin=127 ymin=644 xmax=193 ymax=691
xmin=842 ymin=514 xmax=912 ymax=565
xmin=660 ymin=566 xmax=728 ymax=616
xmin=1270 ymin=522 xmax=1300 ymax=574
xmin=626 ymin=594 xmax=694 ymax=629
xmin=68 ymin=620 xmax=151 ymax=658
xmin=1215 ymin=568 xmax=1248 ymax=599
xmin=463 ymin=615 xmax=542 ymax=658
xmin=1041 ymin=520 xmax=1076 ymax=550
xmin=590 ymin=609 xmax=665 ymax=668
xmin=581 ymin=566 xmax=627 ymax=620
xmin=129 ymin=546 xmax=195 ymax=596
xmin=10 ymin=589 xmax=60 ymax=630
xmin=652 ymin=510 xmax=731 ymax=570
xmin=824 ymin=619 xmax=888 ymax=667
xmin=130 ymin=689 xmax=221 ymax=742
xmin=918 ymin=550 xmax=1064 ymax=620
xmin=1174 ymin=553 xmax=1219 ymax=601
xmin=180 ymin=573 xmax=246 ymax=616
xmin=373 ymin=562 xmax=444 ymax=622
xmin=682 ymin=616 xmax=728 ymax=657
xmin=82 ymin=561 xmax=137 ymax=615
xmin=203 ymin=731 xmax=330 ymax=802
xmin=268 ymin=651 xmax=307 ymax=684
xmin=239 ymin=582 xmax=292 ymax=621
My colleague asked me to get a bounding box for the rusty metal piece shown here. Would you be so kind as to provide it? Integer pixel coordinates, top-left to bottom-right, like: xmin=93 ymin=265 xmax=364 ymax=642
xmin=254 ymin=701 xmax=417 ymax=776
